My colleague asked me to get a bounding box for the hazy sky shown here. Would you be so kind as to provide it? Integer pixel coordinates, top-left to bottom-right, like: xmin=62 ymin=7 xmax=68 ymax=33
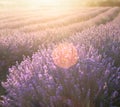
xmin=0 ymin=0 xmax=86 ymax=7
xmin=0 ymin=0 xmax=120 ymax=7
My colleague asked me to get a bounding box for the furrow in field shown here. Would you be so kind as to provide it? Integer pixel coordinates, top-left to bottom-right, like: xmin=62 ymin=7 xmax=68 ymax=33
xmin=0 ymin=7 xmax=96 ymax=24
xmin=0 ymin=7 xmax=119 ymax=59
xmin=0 ymin=7 xmax=119 ymax=54
xmin=17 ymin=8 xmax=110 ymax=32
xmin=0 ymin=8 xmax=51 ymax=21
xmin=21 ymin=7 xmax=119 ymax=32
xmin=111 ymin=12 xmax=120 ymax=23
xmin=23 ymin=7 xmax=120 ymax=45
xmin=47 ymin=7 xmax=120 ymax=36
xmin=0 ymin=10 xmax=92 ymax=27
xmin=0 ymin=7 xmax=102 ymax=29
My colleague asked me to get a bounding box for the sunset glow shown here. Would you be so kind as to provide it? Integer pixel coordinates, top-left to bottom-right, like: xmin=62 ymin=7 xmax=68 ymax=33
xmin=28 ymin=0 xmax=62 ymax=6
xmin=13 ymin=0 xmax=84 ymax=8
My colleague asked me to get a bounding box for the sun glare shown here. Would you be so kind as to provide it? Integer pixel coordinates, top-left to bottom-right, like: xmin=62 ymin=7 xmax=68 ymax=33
xmin=26 ymin=0 xmax=84 ymax=8
xmin=29 ymin=0 xmax=63 ymax=6
xmin=52 ymin=43 xmax=78 ymax=69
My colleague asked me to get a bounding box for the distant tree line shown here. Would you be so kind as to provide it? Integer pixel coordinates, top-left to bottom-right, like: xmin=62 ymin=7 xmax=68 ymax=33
xmin=85 ymin=0 xmax=120 ymax=6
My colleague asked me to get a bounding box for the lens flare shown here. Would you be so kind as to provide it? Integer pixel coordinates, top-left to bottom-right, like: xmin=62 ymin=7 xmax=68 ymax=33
xmin=52 ymin=42 xmax=78 ymax=69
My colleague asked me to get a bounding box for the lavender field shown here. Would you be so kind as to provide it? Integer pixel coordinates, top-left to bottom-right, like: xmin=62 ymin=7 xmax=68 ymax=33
xmin=0 ymin=0 xmax=120 ymax=107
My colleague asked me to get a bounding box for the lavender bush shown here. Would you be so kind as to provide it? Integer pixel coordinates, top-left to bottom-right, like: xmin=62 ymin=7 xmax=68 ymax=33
xmin=1 ymin=42 xmax=120 ymax=107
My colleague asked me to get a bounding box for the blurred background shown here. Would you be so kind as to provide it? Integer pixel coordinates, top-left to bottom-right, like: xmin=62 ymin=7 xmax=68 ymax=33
xmin=0 ymin=0 xmax=120 ymax=9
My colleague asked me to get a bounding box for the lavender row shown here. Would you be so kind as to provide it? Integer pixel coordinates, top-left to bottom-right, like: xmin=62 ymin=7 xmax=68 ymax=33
xmin=1 ymin=13 xmax=120 ymax=107
xmin=0 ymin=7 xmax=102 ymax=29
